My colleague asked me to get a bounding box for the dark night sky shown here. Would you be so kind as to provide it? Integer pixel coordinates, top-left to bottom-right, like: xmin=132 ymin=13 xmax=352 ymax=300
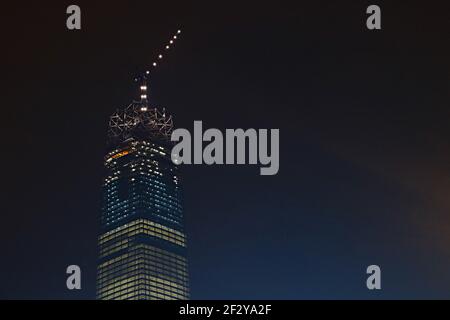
xmin=1 ymin=1 xmax=450 ymax=299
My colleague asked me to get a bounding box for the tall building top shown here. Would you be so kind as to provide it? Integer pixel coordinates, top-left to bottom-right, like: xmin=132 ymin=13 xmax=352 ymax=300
xmin=98 ymin=28 xmax=189 ymax=301
xmin=107 ymin=28 xmax=182 ymax=145
xmin=108 ymin=102 xmax=173 ymax=144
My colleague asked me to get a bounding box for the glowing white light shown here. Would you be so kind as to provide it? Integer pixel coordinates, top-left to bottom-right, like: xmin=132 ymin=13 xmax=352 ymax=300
xmin=139 ymin=29 xmax=182 ymax=83
xmin=140 ymin=95 xmax=147 ymax=100
xmin=140 ymin=106 xmax=148 ymax=111
xmin=140 ymin=85 xmax=147 ymax=90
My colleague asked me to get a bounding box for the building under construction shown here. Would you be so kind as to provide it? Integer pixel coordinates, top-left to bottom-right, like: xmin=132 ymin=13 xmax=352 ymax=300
xmin=96 ymin=30 xmax=190 ymax=300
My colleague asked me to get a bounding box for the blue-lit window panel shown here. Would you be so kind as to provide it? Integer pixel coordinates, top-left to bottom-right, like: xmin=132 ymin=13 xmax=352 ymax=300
xmin=97 ymin=134 xmax=189 ymax=300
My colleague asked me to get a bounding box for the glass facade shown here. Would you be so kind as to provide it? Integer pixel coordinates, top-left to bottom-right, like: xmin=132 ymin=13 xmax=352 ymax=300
xmin=97 ymin=102 xmax=189 ymax=300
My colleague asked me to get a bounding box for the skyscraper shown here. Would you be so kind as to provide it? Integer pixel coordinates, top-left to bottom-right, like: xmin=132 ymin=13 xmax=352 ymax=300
xmin=96 ymin=78 xmax=190 ymax=300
